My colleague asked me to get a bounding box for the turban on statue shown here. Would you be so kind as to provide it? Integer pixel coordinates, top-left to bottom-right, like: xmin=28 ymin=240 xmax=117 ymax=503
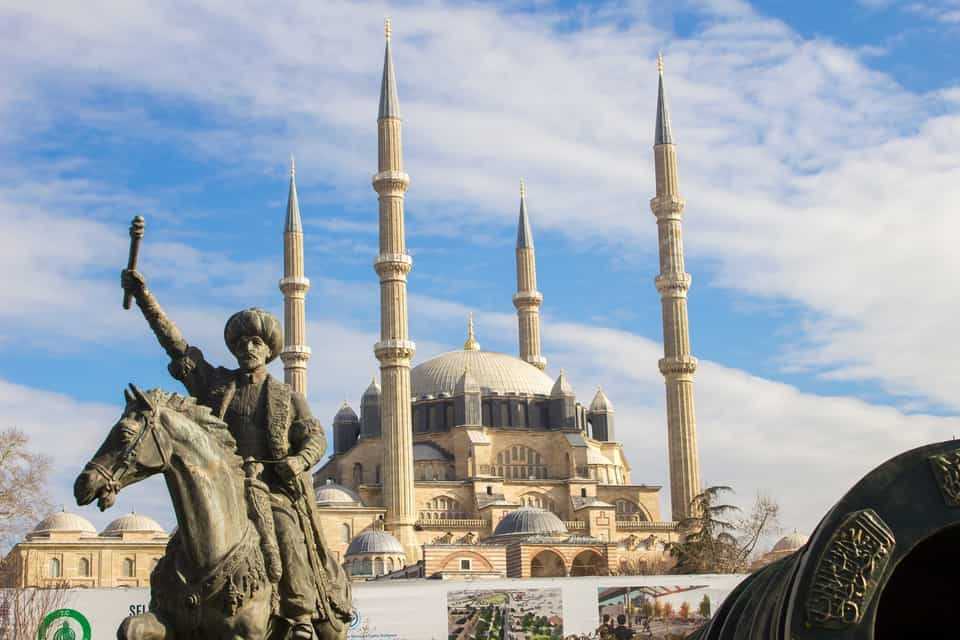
xmin=223 ymin=308 xmax=283 ymax=363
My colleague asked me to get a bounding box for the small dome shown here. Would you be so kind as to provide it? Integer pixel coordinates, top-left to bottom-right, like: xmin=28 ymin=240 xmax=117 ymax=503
xmin=362 ymin=378 xmax=381 ymax=398
xmin=315 ymin=482 xmax=363 ymax=506
xmin=334 ymin=402 xmax=359 ymax=423
xmin=772 ymin=531 xmax=808 ymax=552
xmin=30 ymin=510 xmax=97 ymax=537
xmin=589 ymin=388 xmax=614 ymax=412
xmin=550 ymin=370 xmax=574 ymax=398
xmin=346 ymin=529 xmax=404 ymax=556
xmin=101 ymin=512 xmax=166 ymax=536
xmin=493 ymin=507 xmax=568 ymax=538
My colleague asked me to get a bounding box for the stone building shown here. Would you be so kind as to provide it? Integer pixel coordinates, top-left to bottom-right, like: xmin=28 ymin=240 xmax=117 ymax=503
xmin=287 ymin=26 xmax=703 ymax=577
xmin=1 ymin=511 xmax=168 ymax=589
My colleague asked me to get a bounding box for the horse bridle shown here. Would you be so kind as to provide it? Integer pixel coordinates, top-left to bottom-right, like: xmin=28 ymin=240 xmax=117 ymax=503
xmin=84 ymin=384 xmax=169 ymax=495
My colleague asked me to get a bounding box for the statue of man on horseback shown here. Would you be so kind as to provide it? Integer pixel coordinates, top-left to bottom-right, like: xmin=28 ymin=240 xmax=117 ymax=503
xmin=112 ymin=268 xmax=350 ymax=639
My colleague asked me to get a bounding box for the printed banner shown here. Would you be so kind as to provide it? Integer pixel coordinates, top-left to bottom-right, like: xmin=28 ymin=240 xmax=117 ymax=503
xmin=1 ymin=575 xmax=747 ymax=640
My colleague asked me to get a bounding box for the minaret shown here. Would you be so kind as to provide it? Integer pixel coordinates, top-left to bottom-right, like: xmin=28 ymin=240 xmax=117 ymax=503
xmin=372 ymin=18 xmax=418 ymax=563
xmin=651 ymin=54 xmax=702 ymax=522
xmin=279 ymin=156 xmax=311 ymax=396
xmin=513 ymin=179 xmax=546 ymax=370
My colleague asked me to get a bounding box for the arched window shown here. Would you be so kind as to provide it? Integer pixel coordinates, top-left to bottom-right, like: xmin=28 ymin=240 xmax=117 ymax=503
xmin=387 ymin=557 xmax=395 ymax=572
xmin=375 ymin=465 xmax=381 ymax=484
xmin=48 ymin=557 xmax=61 ymax=578
xmin=420 ymin=496 xmax=464 ymax=520
xmin=374 ymin=558 xmax=384 ymax=576
xmin=122 ymin=558 xmax=135 ymax=577
xmin=520 ymin=492 xmax=558 ymax=514
xmin=352 ymin=463 xmax=363 ymax=486
xmin=341 ymin=523 xmax=351 ymax=544
xmin=361 ymin=558 xmax=373 ymax=575
xmin=78 ymin=557 xmax=91 ymax=577
xmin=615 ymin=499 xmax=647 ymax=520
xmin=495 ymin=446 xmax=546 ymax=479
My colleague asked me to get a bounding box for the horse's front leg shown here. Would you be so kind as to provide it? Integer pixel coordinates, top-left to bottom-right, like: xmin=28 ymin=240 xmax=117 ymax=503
xmin=117 ymin=612 xmax=172 ymax=640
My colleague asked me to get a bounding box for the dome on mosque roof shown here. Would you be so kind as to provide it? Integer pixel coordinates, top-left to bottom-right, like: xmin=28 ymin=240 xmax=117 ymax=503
xmin=493 ymin=506 xmax=568 ymax=538
xmin=363 ymin=378 xmax=381 ymax=398
xmin=411 ymin=349 xmax=554 ymax=398
xmin=346 ymin=529 xmax=404 ymax=556
xmin=772 ymin=531 xmax=809 ymax=553
xmin=101 ymin=512 xmax=166 ymax=536
xmin=30 ymin=510 xmax=97 ymax=537
xmin=590 ymin=388 xmax=614 ymax=412
xmin=315 ymin=482 xmax=364 ymax=506
xmin=334 ymin=403 xmax=359 ymax=423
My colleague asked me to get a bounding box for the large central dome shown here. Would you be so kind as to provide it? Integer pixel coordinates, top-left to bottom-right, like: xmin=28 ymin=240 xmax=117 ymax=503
xmin=411 ymin=349 xmax=554 ymax=397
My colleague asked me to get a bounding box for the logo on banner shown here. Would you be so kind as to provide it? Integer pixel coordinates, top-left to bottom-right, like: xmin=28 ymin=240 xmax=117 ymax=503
xmin=37 ymin=609 xmax=92 ymax=640
xmin=349 ymin=609 xmax=361 ymax=630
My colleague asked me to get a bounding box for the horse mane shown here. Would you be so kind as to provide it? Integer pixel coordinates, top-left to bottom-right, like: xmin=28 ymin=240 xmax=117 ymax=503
xmin=138 ymin=389 xmax=239 ymax=458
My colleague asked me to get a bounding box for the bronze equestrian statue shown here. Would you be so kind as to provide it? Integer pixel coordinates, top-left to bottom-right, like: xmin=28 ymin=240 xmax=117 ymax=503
xmin=74 ymin=268 xmax=351 ymax=639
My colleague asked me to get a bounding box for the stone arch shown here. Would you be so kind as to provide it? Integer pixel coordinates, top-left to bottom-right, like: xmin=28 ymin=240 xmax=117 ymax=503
xmin=122 ymin=557 xmax=135 ymax=577
xmin=570 ymin=550 xmax=607 ymax=576
xmin=352 ymin=463 xmax=363 ymax=486
xmin=78 ymin=556 xmax=91 ymax=577
xmin=530 ymin=549 xmax=566 ymax=577
xmin=615 ymin=498 xmax=651 ymax=521
xmin=439 ymin=550 xmax=494 ymax=572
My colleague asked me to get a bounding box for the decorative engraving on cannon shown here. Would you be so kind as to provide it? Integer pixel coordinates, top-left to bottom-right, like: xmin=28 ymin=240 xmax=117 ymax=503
xmin=805 ymin=508 xmax=895 ymax=628
xmin=929 ymin=450 xmax=960 ymax=506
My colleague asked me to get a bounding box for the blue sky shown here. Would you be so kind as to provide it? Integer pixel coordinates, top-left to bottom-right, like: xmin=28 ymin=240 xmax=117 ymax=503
xmin=2 ymin=0 xmax=960 ymax=551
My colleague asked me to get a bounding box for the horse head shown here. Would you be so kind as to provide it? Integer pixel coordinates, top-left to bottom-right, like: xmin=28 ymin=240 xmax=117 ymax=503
xmin=74 ymin=383 xmax=170 ymax=511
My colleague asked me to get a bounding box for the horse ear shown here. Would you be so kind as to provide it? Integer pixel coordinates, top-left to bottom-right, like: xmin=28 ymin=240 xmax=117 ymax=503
xmin=129 ymin=383 xmax=155 ymax=412
xmin=124 ymin=388 xmax=135 ymax=405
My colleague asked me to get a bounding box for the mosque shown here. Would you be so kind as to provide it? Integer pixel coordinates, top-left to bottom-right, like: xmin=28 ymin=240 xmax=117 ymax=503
xmin=295 ymin=22 xmax=704 ymax=580
xmin=3 ymin=22 xmax=709 ymax=585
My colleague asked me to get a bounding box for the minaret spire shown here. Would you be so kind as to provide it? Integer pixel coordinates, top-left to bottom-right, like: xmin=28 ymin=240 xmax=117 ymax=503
xmin=513 ymin=179 xmax=546 ymax=370
xmin=280 ymin=154 xmax=311 ymax=395
xmin=649 ymin=54 xmax=701 ymax=522
xmin=372 ymin=19 xmax=418 ymax=564
xmin=655 ymin=51 xmax=673 ymax=145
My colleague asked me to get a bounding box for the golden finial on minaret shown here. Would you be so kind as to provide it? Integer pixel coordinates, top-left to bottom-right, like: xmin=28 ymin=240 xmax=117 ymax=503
xmin=520 ymin=178 xmax=526 ymax=199
xmin=464 ymin=312 xmax=480 ymax=351
xmin=385 ymin=17 xmax=392 ymax=40
xmin=657 ymin=51 xmax=664 ymax=75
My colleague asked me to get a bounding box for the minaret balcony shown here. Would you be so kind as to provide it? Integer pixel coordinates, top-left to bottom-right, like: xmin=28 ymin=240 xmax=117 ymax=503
xmin=375 ymin=339 xmax=417 ymax=363
xmin=512 ymin=291 xmax=543 ymax=308
xmin=279 ymin=276 xmax=311 ymax=295
xmin=649 ymin=195 xmax=685 ymax=219
xmin=374 ymin=253 xmax=413 ymax=279
xmin=658 ymin=356 xmax=698 ymax=376
xmin=654 ymin=273 xmax=691 ymax=296
xmin=372 ymin=170 xmax=410 ymax=192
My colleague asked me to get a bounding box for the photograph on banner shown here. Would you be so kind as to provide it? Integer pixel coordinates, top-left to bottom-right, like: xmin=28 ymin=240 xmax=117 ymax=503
xmin=596 ymin=585 xmax=720 ymax=639
xmin=448 ymin=588 xmax=563 ymax=640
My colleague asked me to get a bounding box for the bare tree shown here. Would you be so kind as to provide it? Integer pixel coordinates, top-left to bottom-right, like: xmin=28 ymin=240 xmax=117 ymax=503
xmin=0 ymin=428 xmax=65 ymax=640
xmin=666 ymin=486 xmax=782 ymax=574
xmin=0 ymin=561 xmax=69 ymax=640
xmin=0 ymin=428 xmax=51 ymax=550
